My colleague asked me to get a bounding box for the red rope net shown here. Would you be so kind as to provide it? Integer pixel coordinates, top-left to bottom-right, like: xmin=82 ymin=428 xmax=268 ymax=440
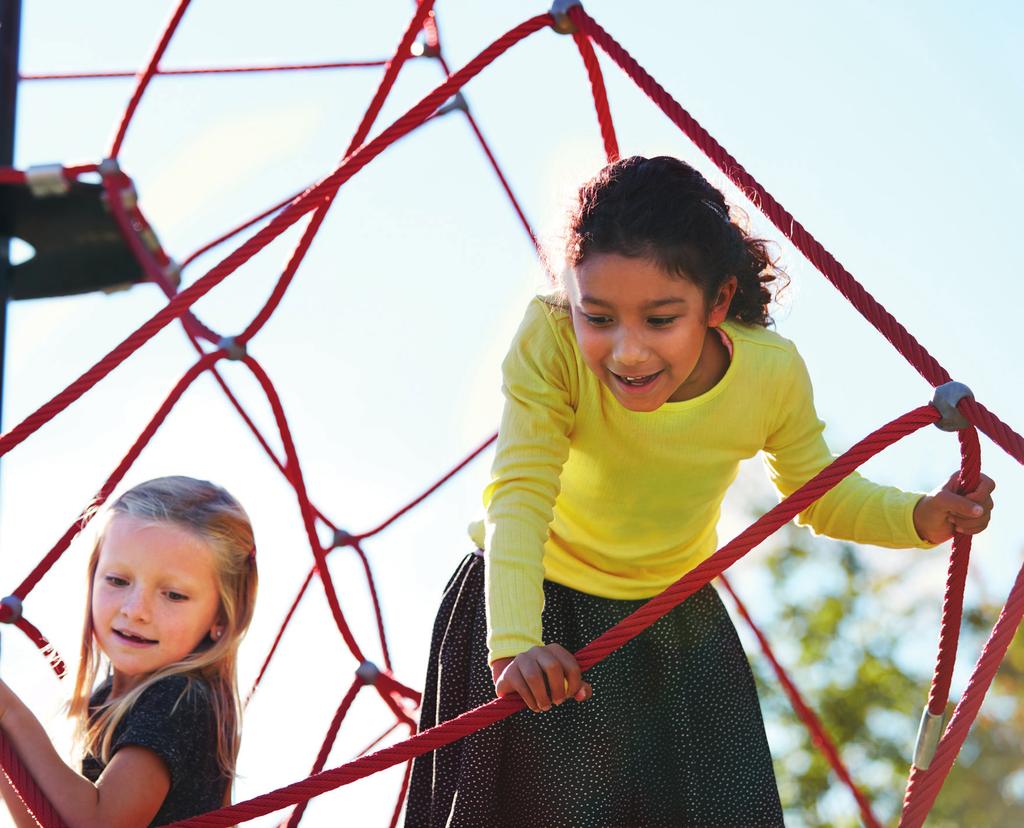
xmin=0 ymin=3 xmax=1020 ymax=826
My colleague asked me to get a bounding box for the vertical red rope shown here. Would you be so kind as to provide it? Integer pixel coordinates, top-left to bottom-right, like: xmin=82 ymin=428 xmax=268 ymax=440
xmin=718 ymin=575 xmax=882 ymax=828
xmin=109 ymin=0 xmax=193 ymax=158
xmin=570 ymin=29 xmax=619 ymax=162
xmin=388 ymin=760 xmax=415 ymax=828
xmin=926 ymin=427 xmax=982 ymax=717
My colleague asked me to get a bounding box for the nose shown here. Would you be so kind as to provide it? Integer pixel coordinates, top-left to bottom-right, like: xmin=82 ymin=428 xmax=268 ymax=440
xmin=120 ymin=587 xmax=152 ymax=623
xmin=612 ymin=326 xmax=650 ymax=367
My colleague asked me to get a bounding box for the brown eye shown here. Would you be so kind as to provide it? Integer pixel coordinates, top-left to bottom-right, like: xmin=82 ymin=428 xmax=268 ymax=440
xmin=648 ymin=316 xmax=677 ymax=327
xmin=584 ymin=314 xmax=612 ymax=327
xmin=166 ymin=591 xmax=189 ymax=602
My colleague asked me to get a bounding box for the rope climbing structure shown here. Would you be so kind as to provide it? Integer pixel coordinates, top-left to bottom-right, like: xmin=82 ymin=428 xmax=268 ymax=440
xmin=0 ymin=3 xmax=1020 ymax=826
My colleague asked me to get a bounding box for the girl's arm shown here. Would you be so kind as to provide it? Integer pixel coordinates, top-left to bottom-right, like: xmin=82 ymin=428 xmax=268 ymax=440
xmin=0 ymin=680 xmax=169 ymax=828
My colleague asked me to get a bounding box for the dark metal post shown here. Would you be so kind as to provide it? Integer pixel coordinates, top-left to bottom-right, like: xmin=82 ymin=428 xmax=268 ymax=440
xmin=0 ymin=0 xmax=20 ymax=443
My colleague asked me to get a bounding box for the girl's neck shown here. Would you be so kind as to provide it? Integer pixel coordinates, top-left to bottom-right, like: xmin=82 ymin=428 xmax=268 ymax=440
xmin=668 ymin=325 xmax=731 ymax=402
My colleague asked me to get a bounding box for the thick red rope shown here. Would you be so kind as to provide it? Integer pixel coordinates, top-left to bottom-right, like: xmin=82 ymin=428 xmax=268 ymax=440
xmin=0 ymin=14 xmax=550 ymax=461
xmin=0 ymin=731 xmax=68 ymax=828
xmin=900 ymin=560 xmax=1024 ymax=826
xmin=718 ymin=575 xmax=882 ymax=828
xmin=162 ymin=406 xmax=935 ymax=826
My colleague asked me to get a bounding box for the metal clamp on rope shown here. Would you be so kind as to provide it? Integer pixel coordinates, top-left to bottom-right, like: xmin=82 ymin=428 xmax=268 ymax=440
xmin=912 ymin=706 xmax=946 ymax=769
xmin=25 ymin=164 xmax=70 ymax=198
xmin=356 ymin=660 xmax=380 ymax=686
xmin=217 ymin=336 xmax=247 ymax=361
xmin=550 ymin=0 xmax=582 ymax=34
xmin=332 ymin=528 xmax=354 ymax=549
xmin=0 ymin=595 xmax=23 ymax=624
xmin=434 ymin=92 xmax=469 ymax=118
xmin=931 ymin=381 xmax=974 ymax=432
xmin=163 ymin=259 xmax=182 ymax=289
xmin=410 ymin=40 xmax=440 ymax=59
xmin=97 ymin=157 xmax=121 ymax=178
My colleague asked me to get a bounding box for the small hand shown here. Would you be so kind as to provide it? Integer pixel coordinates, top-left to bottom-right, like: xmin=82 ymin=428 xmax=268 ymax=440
xmin=490 ymin=643 xmax=593 ymax=713
xmin=913 ymin=472 xmax=995 ymax=544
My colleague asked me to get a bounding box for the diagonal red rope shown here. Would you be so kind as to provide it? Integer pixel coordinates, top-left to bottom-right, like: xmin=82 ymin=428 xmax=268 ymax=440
xmin=236 ymin=0 xmax=438 ymax=346
xmin=0 ymin=731 xmax=69 ymax=827
xmin=162 ymin=406 xmax=935 ymax=827
xmin=283 ymin=678 xmax=364 ymax=828
xmin=570 ymin=28 xmax=619 ymax=162
xmin=718 ymin=575 xmax=882 ymax=828
xmin=0 ymin=14 xmax=550 ymax=462
xmin=899 ymin=559 xmax=1024 ymax=826
xmin=109 ymin=0 xmax=193 ymax=158
xmin=571 ymin=6 xmax=1024 ymax=471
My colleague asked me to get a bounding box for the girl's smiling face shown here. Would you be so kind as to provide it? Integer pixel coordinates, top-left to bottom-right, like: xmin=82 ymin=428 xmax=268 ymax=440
xmin=91 ymin=515 xmax=222 ymax=695
xmin=568 ymin=253 xmax=735 ymax=412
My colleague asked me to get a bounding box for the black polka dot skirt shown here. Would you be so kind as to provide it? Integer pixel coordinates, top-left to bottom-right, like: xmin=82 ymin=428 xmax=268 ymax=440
xmin=404 ymin=553 xmax=783 ymax=827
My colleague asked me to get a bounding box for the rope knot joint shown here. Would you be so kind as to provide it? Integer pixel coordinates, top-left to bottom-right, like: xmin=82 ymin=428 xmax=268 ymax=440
xmin=217 ymin=336 xmax=247 ymax=361
xmin=931 ymin=381 xmax=974 ymax=432
xmin=0 ymin=595 xmax=23 ymax=624
xmin=332 ymin=528 xmax=355 ymax=548
xmin=435 ymin=92 xmax=469 ymax=118
xmin=550 ymin=0 xmax=582 ymax=35
xmin=410 ymin=40 xmax=440 ymax=59
xmin=356 ymin=660 xmax=380 ymax=686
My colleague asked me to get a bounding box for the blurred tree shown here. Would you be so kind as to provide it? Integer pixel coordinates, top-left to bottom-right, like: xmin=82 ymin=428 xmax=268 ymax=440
xmin=732 ymin=522 xmax=1024 ymax=827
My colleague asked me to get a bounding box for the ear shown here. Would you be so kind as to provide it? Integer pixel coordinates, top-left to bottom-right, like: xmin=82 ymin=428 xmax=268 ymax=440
xmin=708 ymin=276 xmax=738 ymax=327
xmin=210 ymin=623 xmax=225 ymax=642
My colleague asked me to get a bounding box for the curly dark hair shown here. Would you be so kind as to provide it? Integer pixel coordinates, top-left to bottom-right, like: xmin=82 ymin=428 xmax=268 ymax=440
xmin=564 ymin=155 xmax=786 ymax=327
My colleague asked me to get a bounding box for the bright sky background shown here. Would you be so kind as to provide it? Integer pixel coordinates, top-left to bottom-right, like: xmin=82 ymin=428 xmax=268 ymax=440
xmin=1 ymin=2 xmax=1021 ymax=826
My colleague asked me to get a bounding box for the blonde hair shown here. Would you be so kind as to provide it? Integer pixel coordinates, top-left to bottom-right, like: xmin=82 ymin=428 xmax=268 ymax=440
xmin=69 ymin=476 xmax=258 ymax=790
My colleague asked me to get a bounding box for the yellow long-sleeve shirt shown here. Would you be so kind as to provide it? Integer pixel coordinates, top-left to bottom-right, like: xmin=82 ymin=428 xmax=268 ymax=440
xmin=475 ymin=297 xmax=929 ymax=663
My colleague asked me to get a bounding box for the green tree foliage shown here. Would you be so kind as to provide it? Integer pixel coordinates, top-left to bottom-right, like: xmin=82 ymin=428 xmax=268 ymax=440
xmin=733 ymin=524 xmax=1024 ymax=826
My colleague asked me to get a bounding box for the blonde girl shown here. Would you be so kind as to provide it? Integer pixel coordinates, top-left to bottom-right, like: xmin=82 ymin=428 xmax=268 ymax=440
xmin=0 ymin=476 xmax=258 ymax=828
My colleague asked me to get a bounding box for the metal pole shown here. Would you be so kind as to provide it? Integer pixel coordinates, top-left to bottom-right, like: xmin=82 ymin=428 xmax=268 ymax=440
xmin=0 ymin=0 xmax=20 ymax=449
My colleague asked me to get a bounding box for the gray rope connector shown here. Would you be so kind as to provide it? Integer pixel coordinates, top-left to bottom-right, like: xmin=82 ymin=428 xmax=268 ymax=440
xmin=931 ymin=381 xmax=974 ymax=432
xmin=332 ymin=528 xmax=355 ymax=548
xmin=356 ymin=660 xmax=380 ymax=686
xmin=217 ymin=336 xmax=247 ymax=361
xmin=434 ymin=92 xmax=469 ymax=118
xmin=25 ymin=164 xmax=69 ymax=198
xmin=912 ymin=706 xmax=947 ymax=769
xmin=97 ymin=157 xmax=121 ymax=178
xmin=0 ymin=595 xmax=23 ymax=624
xmin=550 ymin=0 xmax=582 ymax=35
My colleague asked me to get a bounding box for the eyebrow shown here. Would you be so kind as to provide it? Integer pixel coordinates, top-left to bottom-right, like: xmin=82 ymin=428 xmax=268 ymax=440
xmin=579 ymin=295 xmax=688 ymax=309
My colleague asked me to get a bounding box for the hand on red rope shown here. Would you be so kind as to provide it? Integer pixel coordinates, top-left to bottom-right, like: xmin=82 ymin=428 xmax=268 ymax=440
xmin=911 ymin=472 xmax=995 ymax=544
xmin=490 ymin=643 xmax=592 ymax=713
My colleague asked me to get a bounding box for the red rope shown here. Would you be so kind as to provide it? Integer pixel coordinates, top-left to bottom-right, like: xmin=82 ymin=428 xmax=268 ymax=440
xmin=926 ymin=427 xmax=982 ymax=717
xmin=237 ymin=0 xmax=437 ymax=346
xmin=246 ymin=566 xmax=316 ymax=705
xmin=718 ymin=575 xmax=882 ymax=828
xmin=388 ymin=760 xmax=414 ymax=828
xmin=900 ymin=560 xmax=1024 ymax=826
xmin=570 ymin=29 xmax=619 ymax=162
xmin=351 ymin=540 xmax=393 ymax=671
xmin=109 ymin=0 xmax=193 ymax=158
xmin=0 ymin=14 xmax=550 ymax=461
xmin=283 ymin=678 xmax=364 ymax=828
xmin=163 ymin=406 xmax=934 ymax=826
xmin=2 ymin=353 xmax=219 ymax=609
xmin=0 ymin=731 xmax=68 ymax=828
xmin=353 ymin=431 xmax=497 ymax=541
xmin=22 ymin=59 xmax=389 ymax=81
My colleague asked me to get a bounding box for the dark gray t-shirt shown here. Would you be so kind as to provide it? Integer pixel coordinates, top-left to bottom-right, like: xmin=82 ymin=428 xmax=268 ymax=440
xmin=83 ymin=674 xmax=228 ymax=827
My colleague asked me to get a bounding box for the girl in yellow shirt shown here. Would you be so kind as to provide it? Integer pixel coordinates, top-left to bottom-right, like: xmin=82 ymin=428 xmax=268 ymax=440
xmin=405 ymin=156 xmax=994 ymax=827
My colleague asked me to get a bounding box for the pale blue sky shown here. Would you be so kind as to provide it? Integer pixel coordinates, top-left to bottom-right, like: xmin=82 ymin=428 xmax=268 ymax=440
xmin=1 ymin=2 xmax=1021 ymax=825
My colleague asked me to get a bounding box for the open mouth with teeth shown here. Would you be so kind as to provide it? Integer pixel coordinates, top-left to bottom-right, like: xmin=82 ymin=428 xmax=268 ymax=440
xmin=113 ymin=628 xmax=158 ymax=645
xmin=611 ymin=370 xmax=662 ymax=389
